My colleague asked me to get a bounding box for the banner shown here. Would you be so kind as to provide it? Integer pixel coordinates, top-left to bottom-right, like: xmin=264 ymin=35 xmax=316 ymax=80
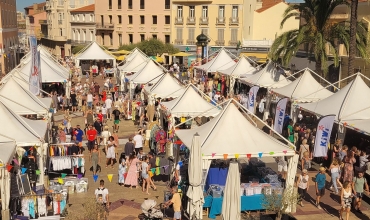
xmin=273 ymin=98 xmax=288 ymax=134
xmin=29 ymin=36 xmax=41 ymax=95
xmin=313 ymin=115 xmax=335 ymax=157
xmin=247 ymin=86 xmax=259 ymax=113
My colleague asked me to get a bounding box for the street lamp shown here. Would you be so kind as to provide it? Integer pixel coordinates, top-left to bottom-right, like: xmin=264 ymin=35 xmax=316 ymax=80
xmin=196 ymin=32 xmax=208 ymax=65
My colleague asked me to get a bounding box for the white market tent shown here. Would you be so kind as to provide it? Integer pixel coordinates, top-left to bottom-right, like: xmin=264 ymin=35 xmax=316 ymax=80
xmin=118 ymin=48 xmax=148 ymax=72
xmin=23 ymin=117 xmax=48 ymax=140
xmin=240 ymin=61 xmax=291 ymax=88
xmin=161 ymin=85 xmax=221 ymax=118
xmin=75 ymin=41 xmax=116 ymax=66
xmin=194 ymin=48 xmax=236 ymax=72
xmin=0 ymin=76 xmax=49 ymax=116
xmin=0 ymin=136 xmax=16 ymax=164
xmin=144 ymin=73 xmax=185 ymax=98
xmin=218 ymin=56 xmax=256 ymax=77
xmin=127 ymin=59 xmax=165 ymax=84
xmin=272 ymin=69 xmax=334 ymax=102
xmin=175 ymin=101 xmax=295 ymax=159
xmin=299 ymin=73 xmax=370 ymax=122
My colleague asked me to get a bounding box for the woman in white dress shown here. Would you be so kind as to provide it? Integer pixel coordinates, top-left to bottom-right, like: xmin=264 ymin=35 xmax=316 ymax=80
xmin=106 ymin=136 xmax=117 ymax=169
xmin=101 ymin=126 xmax=111 ymax=148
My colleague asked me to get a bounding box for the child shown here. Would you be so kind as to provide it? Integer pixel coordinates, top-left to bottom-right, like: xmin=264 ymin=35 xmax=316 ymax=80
xmin=118 ymin=154 xmax=126 ymax=186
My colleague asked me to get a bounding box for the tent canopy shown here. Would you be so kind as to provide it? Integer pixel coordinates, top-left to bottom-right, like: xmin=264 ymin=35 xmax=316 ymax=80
xmin=144 ymin=73 xmax=185 ymax=98
xmin=127 ymin=59 xmax=165 ymax=84
xmin=0 ymin=76 xmax=49 ymax=115
xmin=75 ymin=41 xmax=116 ymax=60
xmin=240 ymin=61 xmax=291 ymax=88
xmin=0 ymin=100 xmax=42 ymax=146
xmin=172 ymin=52 xmax=192 ymax=57
xmin=218 ymin=56 xmax=256 ymax=77
xmin=194 ymin=48 xmax=236 ymax=72
xmin=119 ymin=51 xmax=148 ymax=72
xmin=299 ymin=74 xmax=370 ymax=121
xmin=175 ymin=101 xmax=295 ymax=159
xmin=23 ymin=117 xmax=48 ymax=140
xmin=0 ymin=136 xmax=16 ymax=164
xmin=272 ymin=69 xmax=334 ymax=102
xmin=161 ymin=85 xmax=221 ymax=118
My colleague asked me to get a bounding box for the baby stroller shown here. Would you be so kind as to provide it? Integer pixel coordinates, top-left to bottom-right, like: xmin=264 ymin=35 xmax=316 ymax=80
xmin=141 ymin=200 xmax=163 ymax=220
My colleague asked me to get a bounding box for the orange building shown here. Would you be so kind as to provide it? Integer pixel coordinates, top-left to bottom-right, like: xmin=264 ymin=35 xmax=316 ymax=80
xmin=25 ymin=3 xmax=47 ymax=41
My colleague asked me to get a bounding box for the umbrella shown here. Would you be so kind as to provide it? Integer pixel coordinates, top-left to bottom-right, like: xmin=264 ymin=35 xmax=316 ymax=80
xmin=172 ymin=52 xmax=192 ymax=57
xmin=186 ymin=133 xmax=204 ymax=219
xmin=150 ymin=56 xmax=164 ymax=63
xmin=111 ymin=49 xmax=130 ymax=55
xmin=222 ymin=162 xmax=241 ymax=220
xmin=116 ymin=55 xmax=125 ymax=61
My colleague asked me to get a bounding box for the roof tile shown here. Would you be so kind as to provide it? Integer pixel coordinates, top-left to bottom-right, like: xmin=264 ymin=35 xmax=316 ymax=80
xmin=71 ymin=4 xmax=95 ymax=12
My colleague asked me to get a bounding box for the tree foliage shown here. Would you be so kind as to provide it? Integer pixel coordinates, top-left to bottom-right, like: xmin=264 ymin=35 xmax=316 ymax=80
xmin=72 ymin=45 xmax=86 ymax=55
xmin=269 ymin=0 xmax=368 ymax=76
xmin=118 ymin=38 xmax=179 ymax=56
xmin=65 ymin=197 xmax=107 ymax=220
xmin=262 ymin=187 xmax=299 ymax=220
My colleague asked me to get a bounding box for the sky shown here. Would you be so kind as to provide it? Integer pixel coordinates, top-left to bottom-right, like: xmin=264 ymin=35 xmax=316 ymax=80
xmin=16 ymin=0 xmax=45 ymax=12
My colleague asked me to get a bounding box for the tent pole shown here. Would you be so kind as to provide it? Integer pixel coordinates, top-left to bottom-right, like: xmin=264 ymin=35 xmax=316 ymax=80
xmin=306 ymin=68 xmax=340 ymax=90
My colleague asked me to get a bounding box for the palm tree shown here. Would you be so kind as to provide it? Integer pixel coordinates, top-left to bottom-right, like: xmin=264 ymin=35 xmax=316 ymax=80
xmin=269 ymin=0 xmax=368 ymax=77
xmin=348 ymin=0 xmax=358 ymax=76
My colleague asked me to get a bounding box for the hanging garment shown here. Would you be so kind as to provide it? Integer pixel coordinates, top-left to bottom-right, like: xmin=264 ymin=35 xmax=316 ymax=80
xmin=21 ymin=199 xmax=29 ymax=217
xmin=29 ymin=200 xmax=35 ymax=218
xmin=37 ymin=196 xmax=47 ymax=216
xmin=155 ymin=157 xmax=160 ymax=175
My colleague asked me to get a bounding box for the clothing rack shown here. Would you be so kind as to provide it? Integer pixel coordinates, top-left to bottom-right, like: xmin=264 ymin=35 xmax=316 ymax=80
xmin=18 ymin=192 xmax=61 ymax=198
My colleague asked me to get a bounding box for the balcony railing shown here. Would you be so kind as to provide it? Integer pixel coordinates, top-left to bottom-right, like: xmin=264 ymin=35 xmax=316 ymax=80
xmin=229 ymin=40 xmax=238 ymax=46
xmin=229 ymin=17 xmax=239 ymax=25
xmin=175 ymin=39 xmax=183 ymax=45
xmin=187 ymin=17 xmax=196 ymax=25
xmin=186 ymin=40 xmax=196 ymax=45
xmin=96 ymin=23 xmax=115 ymax=30
xmin=175 ymin=17 xmax=183 ymax=25
xmin=216 ymin=17 xmax=226 ymax=25
xmin=58 ymin=20 xmax=63 ymax=25
xmin=199 ymin=17 xmax=209 ymax=25
xmin=215 ymin=40 xmax=225 ymax=46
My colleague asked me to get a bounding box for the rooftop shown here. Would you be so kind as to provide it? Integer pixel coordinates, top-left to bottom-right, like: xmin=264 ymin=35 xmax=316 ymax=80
xmin=71 ymin=4 xmax=95 ymax=12
xmin=256 ymin=1 xmax=283 ymax=13
xmin=24 ymin=2 xmax=46 ymax=10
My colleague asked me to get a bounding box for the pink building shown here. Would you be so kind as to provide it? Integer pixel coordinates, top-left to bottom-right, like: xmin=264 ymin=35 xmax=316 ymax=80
xmin=25 ymin=3 xmax=47 ymax=40
xmin=95 ymin=0 xmax=171 ymax=49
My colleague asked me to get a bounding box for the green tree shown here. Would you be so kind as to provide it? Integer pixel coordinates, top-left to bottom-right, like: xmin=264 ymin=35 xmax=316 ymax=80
xmin=72 ymin=45 xmax=86 ymax=55
xmin=118 ymin=38 xmax=179 ymax=56
xmin=269 ymin=0 xmax=368 ymax=77
xmin=262 ymin=187 xmax=299 ymax=220
xmin=348 ymin=0 xmax=358 ymax=77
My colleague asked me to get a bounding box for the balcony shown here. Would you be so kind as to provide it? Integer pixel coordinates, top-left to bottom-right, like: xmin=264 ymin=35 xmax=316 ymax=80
xmin=175 ymin=39 xmax=183 ymax=45
xmin=187 ymin=17 xmax=196 ymax=25
xmin=229 ymin=40 xmax=238 ymax=46
xmin=199 ymin=17 xmax=209 ymax=25
xmin=186 ymin=40 xmax=196 ymax=45
xmin=96 ymin=23 xmax=115 ymax=30
xmin=175 ymin=17 xmax=184 ymax=25
xmin=216 ymin=17 xmax=226 ymax=25
xmin=229 ymin=17 xmax=239 ymax=25
xmin=215 ymin=40 xmax=225 ymax=46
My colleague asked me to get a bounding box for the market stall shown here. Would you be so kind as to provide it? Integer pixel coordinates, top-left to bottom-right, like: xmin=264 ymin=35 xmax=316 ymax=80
xmin=118 ymin=49 xmax=148 ymax=73
xmin=144 ymin=73 xmax=185 ymax=99
xmin=194 ymin=48 xmax=236 ymax=73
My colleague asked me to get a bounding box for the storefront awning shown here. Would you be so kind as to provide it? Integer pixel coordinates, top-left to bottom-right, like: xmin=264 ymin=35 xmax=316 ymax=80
xmin=240 ymin=52 xmax=268 ymax=63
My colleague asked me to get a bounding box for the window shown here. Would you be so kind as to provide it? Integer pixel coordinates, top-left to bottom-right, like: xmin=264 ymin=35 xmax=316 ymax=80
xmin=83 ymin=30 xmax=86 ymax=42
xmin=72 ymin=29 xmax=75 ymax=40
xmin=140 ymin=16 xmax=145 ymax=24
xmin=100 ymin=15 xmax=104 ymax=25
xmin=118 ymin=0 xmax=122 ymax=9
xmin=152 ymin=34 xmax=157 ymax=39
xmin=152 ymin=15 xmax=157 ymax=24
xmin=70 ymin=0 xmax=75 ymax=8
xmin=90 ymin=30 xmax=94 ymax=41
xmin=101 ymin=33 xmax=105 ymax=44
xmin=219 ymin=6 xmax=225 ymax=18
xmin=231 ymin=29 xmax=238 ymax=41
xmin=140 ymin=0 xmax=145 ymax=9
xmin=165 ymin=0 xmax=170 ymax=9
xmin=90 ymin=14 xmax=93 ymax=22
xmin=118 ymin=34 xmax=122 ymax=45
xmin=108 ymin=0 xmax=112 ymax=9
xmin=109 ymin=33 xmax=113 ymax=45
xmin=77 ymin=30 xmax=80 ymax=40
xmin=140 ymin=34 xmax=145 ymax=42
xmin=129 ymin=34 xmax=133 ymax=44
xmin=60 ymin=28 xmax=63 ymax=36
xmin=118 ymin=15 xmax=122 ymax=24
xmin=176 ymin=28 xmax=183 ymax=40
xmin=58 ymin=0 xmax=63 ymax=6
xmin=201 ymin=28 xmax=208 ymax=36
xmin=109 ymin=15 xmax=112 ymax=24
xmin=165 ymin=16 xmax=170 ymax=24
xmin=188 ymin=28 xmax=195 ymax=40
xmin=189 ymin=6 xmax=195 ymax=18
xmin=177 ymin=6 xmax=183 ymax=18
xmin=217 ymin=29 xmax=224 ymax=41
xmin=128 ymin=15 xmax=133 ymax=24
xmin=232 ymin=6 xmax=238 ymax=18
xmin=202 ymin=6 xmax=208 ymax=18
xmin=165 ymin=35 xmax=170 ymax=44
xmin=128 ymin=0 xmax=132 ymax=9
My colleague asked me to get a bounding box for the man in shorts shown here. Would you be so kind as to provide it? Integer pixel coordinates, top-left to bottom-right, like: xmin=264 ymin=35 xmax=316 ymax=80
xmin=315 ymin=167 xmax=326 ymax=209
xmin=105 ymin=96 xmax=113 ymax=120
xmin=95 ymin=180 xmax=109 ymax=218
xmin=86 ymin=124 xmax=97 ymax=153
xmin=163 ymin=185 xmax=182 ymax=220
xmin=112 ymin=106 xmax=121 ymax=132
xmin=353 ymin=171 xmax=369 ymax=213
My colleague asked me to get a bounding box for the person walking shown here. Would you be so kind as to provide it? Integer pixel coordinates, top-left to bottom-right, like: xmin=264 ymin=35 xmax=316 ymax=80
xmin=339 ymin=181 xmax=353 ymax=220
xmin=95 ymin=180 xmax=109 ymax=219
xmin=124 ymin=137 xmax=135 ymax=159
xmin=91 ymin=144 xmax=100 ymax=175
xmin=118 ymin=154 xmax=126 ymax=186
xmin=86 ymin=124 xmax=97 ymax=153
xmin=343 ymin=150 xmax=356 ymax=182
xmin=133 ymin=131 xmax=144 ymax=155
xmin=141 ymin=156 xmax=150 ymax=195
xmin=295 ymin=169 xmax=309 ymax=207
xmin=101 ymin=126 xmax=111 ymax=148
xmin=163 ymin=185 xmax=182 ymax=220
xmin=352 ymin=171 xmax=369 ymax=213
xmin=329 ymin=158 xmax=341 ymax=194
xmin=125 ymin=154 xmax=139 ymax=189
xmin=106 ymin=136 xmax=117 ymax=169
xmin=315 ymin=167 xmax=326 ymax=209
xmin=112 ymin=106 xmax=121 ymax=132
xmin=105 ymin=95 xmax=113 ymax=120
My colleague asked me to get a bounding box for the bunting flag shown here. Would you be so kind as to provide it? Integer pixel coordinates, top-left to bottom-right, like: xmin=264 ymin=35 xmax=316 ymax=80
xmin=178 ymin=161 xmax=183 ymax=167
xmin=35 ymin=170 xmax=41 ymax=175
xmin=150 ymin=168 xmax=156 ymax=173
xmin=258 ymin=152 xmax=263 ymax=158
xmin=93 ymin=175 xmax=99 ymax=182
xmin=6 ymin=164 xmax=13 ymax=172
xmin=24 ymin=151 xmax=28 ymax=157
xmin=21 ymin=168 xmax=27 ymax=174
xmin=202 ymin=153 xmax=204 ymax=157
xmin=58 ymin=178 xmax=64 ymax=184
xmin=247 ymin=154 xmax=251 ymax=159
xmin=12 ymin=159 xmax=19 ymax=165
xmin=273 ymin=98 xmax=288 ymax=134
xmin=107 ymin=174 xmax=113 ymax=183
xmin=61 ymin=173 xmax=67 ymax=178
xmin=283 ymin=150 xmax=287 ymax=154
xmin=247 ymin=86 xmax=259 ymax=113
xmin=235 ymin=154 xmax=239 ymax=159
xmin=313 ymin=115 xmax=336 ymax=157
xmin=223 ymin=154 xmax=228 ymax=160
xmin=77 ymin=174 xmax=82 ymax=179
xmin=269 ymin=152 xmax=274 ymax=155
xmin=163 ymin=165 xmax=169 ymax=171
xmin=211 ymin=153 xmax=216 ymax=158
